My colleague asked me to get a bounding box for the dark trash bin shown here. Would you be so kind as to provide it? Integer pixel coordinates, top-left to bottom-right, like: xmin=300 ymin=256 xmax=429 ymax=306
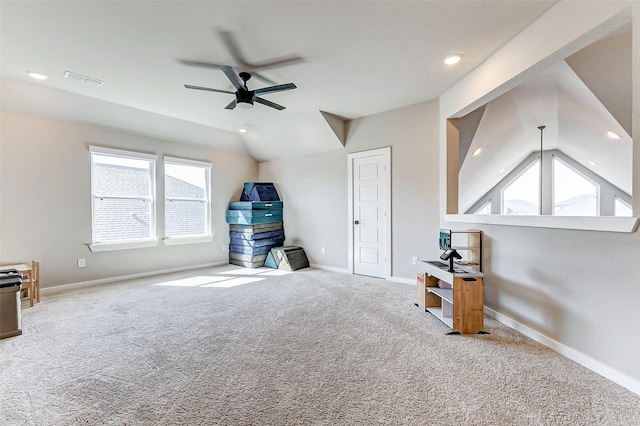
xmin=0 ymin=269 xmax=23 ymax=339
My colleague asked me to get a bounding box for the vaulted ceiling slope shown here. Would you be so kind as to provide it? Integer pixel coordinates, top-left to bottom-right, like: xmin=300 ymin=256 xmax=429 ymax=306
xmin=1 ymin=1 xmax=557 ymax=162
xmin=458 ymin=27 xmax=632 ymax=213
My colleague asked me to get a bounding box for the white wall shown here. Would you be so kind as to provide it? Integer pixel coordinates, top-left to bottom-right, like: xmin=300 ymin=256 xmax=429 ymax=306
xmin=259 ymin=149 xmax=348 ymax=270
xmin=259 ymin=99 xmax=441 ymax=280
xmin=473 ymin=222 xmax=640 ymax=384
xmin=0 ymin=111 xmax=258 ymax=286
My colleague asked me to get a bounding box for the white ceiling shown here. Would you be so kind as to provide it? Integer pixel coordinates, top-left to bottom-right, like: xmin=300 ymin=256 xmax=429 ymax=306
xmin=1 ymin=1 xmax=558 ymax=162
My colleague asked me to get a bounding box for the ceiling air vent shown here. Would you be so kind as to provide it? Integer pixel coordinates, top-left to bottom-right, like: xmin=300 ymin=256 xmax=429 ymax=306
xmin=64 ymin=71 xmax=103 ymax=87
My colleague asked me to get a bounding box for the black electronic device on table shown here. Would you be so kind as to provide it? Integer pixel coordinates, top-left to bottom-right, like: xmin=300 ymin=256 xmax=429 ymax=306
xmin=440 ymin=248 xmax=462 ymax=273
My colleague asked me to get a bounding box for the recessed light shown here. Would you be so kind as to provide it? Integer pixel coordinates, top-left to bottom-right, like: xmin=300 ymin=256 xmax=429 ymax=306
xmin=472 ymin=147 xmax=482 ymax=156
xmin=443 ymin=54 xmax=463 ymax=65
xmin=498 ymin=168 xmax=505 ymax=174
xmin=607 ymin=130 xmax=622 ymax=140
xmin=26 ymin=71 xmax=48 ymax=80
xmin=589 ymin=160 xmax=598 ymax=166
xmin=238 ymin=128 xmax=248 ymax=133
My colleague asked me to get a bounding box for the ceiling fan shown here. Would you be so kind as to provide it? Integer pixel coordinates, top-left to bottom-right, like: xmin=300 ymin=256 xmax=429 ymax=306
xmin=179 ymin=30 xmax=304 ymax=85
xmin=184 ymin=65 xmax=297 ymax=111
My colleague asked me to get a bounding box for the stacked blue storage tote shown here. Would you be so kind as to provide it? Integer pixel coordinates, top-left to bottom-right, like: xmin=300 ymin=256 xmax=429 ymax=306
xmin=226 ymin=183 xmax=285 ymax=268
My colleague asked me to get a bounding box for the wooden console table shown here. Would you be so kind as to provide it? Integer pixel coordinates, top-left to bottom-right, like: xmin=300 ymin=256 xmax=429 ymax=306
xmin=416 ymin=259 xmax=485 ymax=334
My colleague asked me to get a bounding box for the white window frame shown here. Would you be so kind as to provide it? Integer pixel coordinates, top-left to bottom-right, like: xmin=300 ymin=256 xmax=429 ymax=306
xmin=163 ymin=156 xmax=213 ymax=246
xmin=89 ymin=146 xmax=158 ymax=252
xmin=473 ymin=200 xmax=492 ymax=215
xmin=614 ymin=196 xmax=632 ymax=217
xmin=552 ymin=155 xmax=599 ymax=216
xmin=501 ymin=158 xmax=540 ymax=216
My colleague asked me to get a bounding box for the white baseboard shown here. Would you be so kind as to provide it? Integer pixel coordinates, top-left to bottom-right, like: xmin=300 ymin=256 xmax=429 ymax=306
xmin=309 ymin=263 xmax=350 ymax=274
xmin=308 ymin=265 xmax=415 ymax=286
xmin=389 ymin=276 xmax=414 ymax=285
xmin=485 ymin=306 xmax=640 ymax=396
xmin=41 ymin=261 xmax=228 ymax=295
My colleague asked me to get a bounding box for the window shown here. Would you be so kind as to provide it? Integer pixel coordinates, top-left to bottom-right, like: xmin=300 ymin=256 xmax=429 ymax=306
xmin=502 ymin=159 xmax=539 ymax=215
xmin=473 ymin=200 xmax=491 ymax=215
xmin=90 ymin=147 xmax=156 ymax=248
xmin=615 ymin=197 xmax=632 ymax=217
xmin=553 ymin=157 xmax=598 ymax=216
xmin=164 ymin=157 xmax=212 ymax=240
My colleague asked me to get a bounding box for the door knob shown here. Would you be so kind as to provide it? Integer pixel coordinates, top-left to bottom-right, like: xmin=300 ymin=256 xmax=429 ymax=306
xmin=354 ymin=220 xmax=360 ymax=225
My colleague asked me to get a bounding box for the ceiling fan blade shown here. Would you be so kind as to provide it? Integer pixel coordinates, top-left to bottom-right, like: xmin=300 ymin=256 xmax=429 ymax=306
xmin=179 ymin=59 xmax=224 ymax=69
xmin=184 ymin=84 xmax=234 ymax=95
xmin=220 ymin=65 xmax=243 ymax=90
xmin=254 ymin=83 xmax=297 ymax=96
xmin=254 ymin=96 xmax=286 ymax=111
xmin=219 ymin=30 xmax=251 ymax=67
xmin=218 ymin=30 xmax=303 ymax=71
xmin=249 ymin=55 xmax=304 ymax=72
xmin=224 ymin=100 xmax=237 ymax=110
xmin=248 ymin=71 xmax=277 ymax=86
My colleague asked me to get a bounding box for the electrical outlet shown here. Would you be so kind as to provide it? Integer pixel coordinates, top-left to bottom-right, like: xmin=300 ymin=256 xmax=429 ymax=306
xmin=77 ymin=258 xmax=86 ymax=268
xmin=222 ymin=244 xmax=228 ymax=252
xmin=412 ymin=256 xmax=418 ymax=265
xmin=321 ymin=247 xmax=326 ymax=255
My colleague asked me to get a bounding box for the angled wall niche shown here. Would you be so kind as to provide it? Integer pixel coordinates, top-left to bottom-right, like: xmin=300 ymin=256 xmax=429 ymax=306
xmin=457 ymin=30 xmax=632 ymax=216
xmin=440 ymin=2 xmax=639 ymax=232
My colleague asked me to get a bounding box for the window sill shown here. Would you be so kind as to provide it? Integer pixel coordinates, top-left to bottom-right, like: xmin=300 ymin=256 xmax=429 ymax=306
xmin=444 ymin=214 xmax=639 ymax=233
xmin=89 ymin=240 xmax=159 ymax=252
xmin=163 ymin=235 xmax=214 ymax=246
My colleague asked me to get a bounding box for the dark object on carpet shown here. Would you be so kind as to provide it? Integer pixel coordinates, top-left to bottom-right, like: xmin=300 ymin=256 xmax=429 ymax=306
xmin=265 ymin=246 xmax=310 ymax=271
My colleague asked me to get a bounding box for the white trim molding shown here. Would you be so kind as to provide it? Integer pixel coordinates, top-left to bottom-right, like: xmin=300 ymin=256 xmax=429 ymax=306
xmin=485 ymin=306 xmax=640 ymax=397
xmin=309 ymin=263 xmax=350 ymax=274
xmin=445 ymin=214 xmax=639 ymax=233
xmin=89 ymin=239 xmax=159 ymax=252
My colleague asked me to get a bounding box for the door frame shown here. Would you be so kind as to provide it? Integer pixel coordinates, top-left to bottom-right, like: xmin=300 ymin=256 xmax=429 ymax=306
xmin=347 ymin=147 xmax=392 ymax=279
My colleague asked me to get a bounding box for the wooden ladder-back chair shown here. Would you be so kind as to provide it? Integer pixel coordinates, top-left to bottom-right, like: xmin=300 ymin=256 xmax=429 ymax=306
xmin=32 ymin=260 xmax=40 ymax=304
xmin=20 ymin=260 xmax=40 ymax=307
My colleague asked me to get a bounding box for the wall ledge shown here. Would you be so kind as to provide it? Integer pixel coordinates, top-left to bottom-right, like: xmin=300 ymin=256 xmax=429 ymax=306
xmin=445 ymin=214 xmax=639 ymax=233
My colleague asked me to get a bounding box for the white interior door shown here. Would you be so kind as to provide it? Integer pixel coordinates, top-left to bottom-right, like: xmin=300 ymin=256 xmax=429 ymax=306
xmin=348 ymin=148 xmax=390 ymax=278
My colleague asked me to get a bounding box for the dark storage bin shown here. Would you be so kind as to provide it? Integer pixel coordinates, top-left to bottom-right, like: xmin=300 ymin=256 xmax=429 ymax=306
xmin=0 ymin=270 xmax=23 ymax=339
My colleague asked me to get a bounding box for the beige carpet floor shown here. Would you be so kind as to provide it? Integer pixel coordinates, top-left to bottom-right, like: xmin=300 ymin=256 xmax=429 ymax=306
xmin=1 ymin=266 xmax=639 ymax=425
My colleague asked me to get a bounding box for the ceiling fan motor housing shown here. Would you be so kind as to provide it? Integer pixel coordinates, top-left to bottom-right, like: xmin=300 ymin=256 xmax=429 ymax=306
xmin=236 ymin=89 xmax=254 ymax=107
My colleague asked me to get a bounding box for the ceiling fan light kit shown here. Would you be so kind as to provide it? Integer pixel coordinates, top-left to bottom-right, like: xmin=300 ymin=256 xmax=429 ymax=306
xmin=184 ymin=65 xmax=296 ymax=111
xmin=237 ymin=101 xmax=254 ymax=110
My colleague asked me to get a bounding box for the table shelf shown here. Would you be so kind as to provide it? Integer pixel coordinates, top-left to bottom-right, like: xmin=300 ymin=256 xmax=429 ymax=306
xmin=416 ymin=259 xmax=484 ymax=334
